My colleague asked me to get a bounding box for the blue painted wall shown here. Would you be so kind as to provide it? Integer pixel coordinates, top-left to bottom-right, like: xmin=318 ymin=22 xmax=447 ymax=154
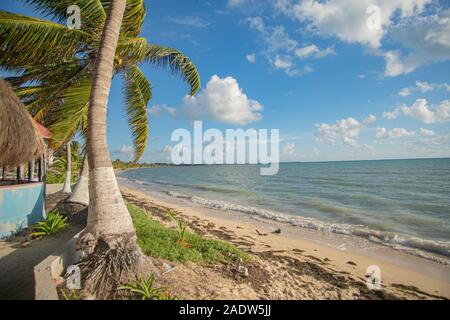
xmin=0 ymin=183 xmax=45 ymax=238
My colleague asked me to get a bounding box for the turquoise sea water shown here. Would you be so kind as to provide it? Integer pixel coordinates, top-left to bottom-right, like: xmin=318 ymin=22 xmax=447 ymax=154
xmin=118 ymin=158 xmax=450 ymax=262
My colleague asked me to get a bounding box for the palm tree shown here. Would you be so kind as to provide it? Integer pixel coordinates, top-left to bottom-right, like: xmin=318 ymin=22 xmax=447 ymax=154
xmin=1 ymin=0 xmax=200 ymax=162
xmin=1 ymin=0 xmax=200 ymax=206
xmin=62 ymin=142 xmax=72 ymax=193
xmin=69 ymin=153 xmax=89 ymax=205
xmin=80 ymin=0 xmax=145 ymax=298
xmin=1 ymin=1 xmax=200 ymax=298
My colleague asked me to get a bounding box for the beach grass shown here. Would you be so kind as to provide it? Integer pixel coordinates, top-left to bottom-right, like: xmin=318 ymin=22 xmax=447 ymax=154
xmin=127 ymin=203 xmax=250 ymax=264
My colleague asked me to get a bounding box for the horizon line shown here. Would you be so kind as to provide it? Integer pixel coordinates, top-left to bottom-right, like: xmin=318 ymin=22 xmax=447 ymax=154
xmin=131 ymin=156 xmax=450 ymax=165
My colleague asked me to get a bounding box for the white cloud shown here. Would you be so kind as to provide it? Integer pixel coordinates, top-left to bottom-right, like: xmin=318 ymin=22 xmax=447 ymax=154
xmin=274 ymin=1 xmax=450 ymax=76
xmin=148 ymin=104 xmax=177 ymax=117
xmin=247 ymin=16 xmax=266 ymax=34
xmin=315 ymin=115 xmax=375 ymax=148
xmin=376 ymin=127 xmax=415 ymax=139
xmin=246 ymin=53 xmax=256 ymax=63
xmin=158 ymin=145 xmax=173 ymax=154
xmin=286 ymin=0 xmax=430 ymax=49
xmin=288 ymin=66 xmax=314 ymax=77
xmin=114 ymin=145 xmax=134 ymax=158
xmin=247 ymin=17 xmax=298 ymax=56
xmin=184 ymin=75 xmax=263 ymax=125
xmin=295 ymin=44 xmax=336 ymax=59
xmin=397 ymin=81 xmax=450 ymax=97
xmin=419 ymin=128 xmax=435 ymax=136
xmin=385 ymin=10 xmax=450 ymax=76
xmin=398 ymin=87 xmax=413 ymax=97
xmin=382 ymin=109 xmax=401 ymax=120
xmin=119 ymin=145 xmax=133 ymax=154
xmin=383 ymin=50 xmax=414 ymax=77
xmin=272 ymin=55 xmax=314 ymax=77
xmin=283 ymin=142 xmax=296 ymax=155
xmin=247 ymin=17 xmax=320 ymax=77
xmin=401 ymin=99 xmax=450 ymax=124
xmin=363 ymin=114 xmax=377 ymax=125
xmin=274 ymin=55 xmax=293 ymax=69
xmin=415 ymin=81 xmax=434 ymax=92
xmin=295 ymin=45 xmax=318 ymax=58
xmin=168 ymin=16 xmax=210 ymax=27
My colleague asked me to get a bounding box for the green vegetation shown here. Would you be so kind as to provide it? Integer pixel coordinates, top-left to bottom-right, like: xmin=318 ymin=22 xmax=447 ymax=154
xmin=119 ymin=275 xmax=178 ymax=300
xmin=128 ymin=203 xmax=250 ymax=264
xmin=112 ymin=159 xmax=171 ymax=171
xmin=167 ymin=210 xmax=189 ymax=246
xmin=60 ymin=289 xmax=82 ymax=300
xmin=1 ymin=1 xmax=200 ymax=162
xmin=31 ymin=210 xmax=68 ymax=238
xmin=45 ymin=141 xmax=81 ymax=184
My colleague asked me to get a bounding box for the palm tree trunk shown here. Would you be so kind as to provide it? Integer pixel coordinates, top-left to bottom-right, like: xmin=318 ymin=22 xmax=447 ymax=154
xmin=81 ymin=0 xmax=149 ymax=299
xmin=68 ymin=153 xmax=89 ymax=205
xmin=62 ymin=142 xmax=72 ymax=193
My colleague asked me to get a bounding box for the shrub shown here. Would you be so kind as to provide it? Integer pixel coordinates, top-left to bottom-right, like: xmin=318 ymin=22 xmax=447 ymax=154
xmin=167 ymin=210 xmax=189 ymax=246
xmin=119 ymin=275 xmax=178 ymax=300
xmin=128 ymin=203 xmax=250 ymax=264
xmin=31 ymin=210 xmax=68 ymax=238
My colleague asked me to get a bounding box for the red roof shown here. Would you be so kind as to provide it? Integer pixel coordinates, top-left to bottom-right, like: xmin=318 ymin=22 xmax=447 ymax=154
xmin=33 ymin=120 xmax=51 ymax=139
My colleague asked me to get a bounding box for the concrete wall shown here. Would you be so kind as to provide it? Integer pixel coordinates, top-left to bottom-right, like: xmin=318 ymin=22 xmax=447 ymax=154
xmin=0 ymin=182 xmax=45 ymax=238
xmin=34 ymin=230 xmax=84 ymax=300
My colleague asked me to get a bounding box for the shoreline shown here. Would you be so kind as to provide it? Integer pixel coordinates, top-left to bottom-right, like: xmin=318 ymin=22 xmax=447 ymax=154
xmin=115 ymin=166 xmax=450 ymax=266
xmin=119 ymin=183 xmax=450 ymax=299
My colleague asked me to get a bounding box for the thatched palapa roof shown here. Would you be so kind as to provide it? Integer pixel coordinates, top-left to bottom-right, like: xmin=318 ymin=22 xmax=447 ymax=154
xmin=0 ymin=78 xmax=46 ymax=167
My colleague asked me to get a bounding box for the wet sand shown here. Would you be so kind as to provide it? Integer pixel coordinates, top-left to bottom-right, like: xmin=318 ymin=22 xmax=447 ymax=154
xmin=120 ymin=184 xmax=450 ymax=300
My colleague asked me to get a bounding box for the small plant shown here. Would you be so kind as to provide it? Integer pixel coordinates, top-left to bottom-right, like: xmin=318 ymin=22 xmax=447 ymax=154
xmin=119 ymin=275 xmax=176 ymax=300
xmin=167 ymin=210 xmax=189 ymax=247
xmin=60 ymin=288 xmax=81 ymax=300
xmin=31 ymin=210 xmax=68 ymax=239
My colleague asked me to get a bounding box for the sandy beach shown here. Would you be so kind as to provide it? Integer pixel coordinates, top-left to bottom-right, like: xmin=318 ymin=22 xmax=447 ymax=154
xmin=119 ymin=184 xmax=450 ymax=300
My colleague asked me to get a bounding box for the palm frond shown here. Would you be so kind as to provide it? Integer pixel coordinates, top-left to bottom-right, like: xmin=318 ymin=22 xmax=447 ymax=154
xmin=145 ymin=44 xmax=200 ymax=96
xmin=24 ymin=0 xmax=105 ymax=33
xmin=123 ymin=65 xmax=151 ymax=162
xmin=0 ymin=11 xmax=89 ymax=68
xmin=6 ymin=60 xmax=86 ymax=87
xmin=122 ymin=0 xmax=146 ymax=37
xmin=47 ymin=78 xmax=91 ymax=148
xmin=116 ymin=37 xmax=148 ymax=66
xmin=101 ymin=0 xmax=145 ymax=38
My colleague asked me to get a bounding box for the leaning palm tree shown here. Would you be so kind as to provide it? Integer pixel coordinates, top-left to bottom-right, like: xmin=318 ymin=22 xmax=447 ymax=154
xmin=1 ymin=1 xmax=200 ymax=298
xmin=1 ymin=0 xmax=200 ymax=207
xmin=82 ymin=0 xmax=148 ymax=298
xmin=1 ymin=0 xmax=200 ymax=163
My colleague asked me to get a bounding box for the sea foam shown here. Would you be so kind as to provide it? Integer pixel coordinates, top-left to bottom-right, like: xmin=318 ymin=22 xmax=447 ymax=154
xmin=166 ymin=191 xmax=450 ymax=265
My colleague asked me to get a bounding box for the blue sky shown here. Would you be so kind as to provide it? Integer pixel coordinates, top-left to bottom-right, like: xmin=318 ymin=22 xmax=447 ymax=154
xmin=1 ymin=0 xmax=449 ymax=162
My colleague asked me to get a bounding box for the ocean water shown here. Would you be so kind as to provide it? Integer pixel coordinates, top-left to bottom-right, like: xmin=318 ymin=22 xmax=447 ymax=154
xmin=118 ymin=158 xmax=450 ymax=263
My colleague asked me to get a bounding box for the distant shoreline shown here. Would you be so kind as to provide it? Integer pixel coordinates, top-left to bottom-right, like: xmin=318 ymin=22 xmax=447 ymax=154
xmin=115 ymin=156 xmax=450 ymax=168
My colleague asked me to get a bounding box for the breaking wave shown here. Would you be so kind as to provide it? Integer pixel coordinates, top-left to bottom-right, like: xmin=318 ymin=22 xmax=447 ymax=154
xmin=166 ymin=191 xmax=450 ymax=265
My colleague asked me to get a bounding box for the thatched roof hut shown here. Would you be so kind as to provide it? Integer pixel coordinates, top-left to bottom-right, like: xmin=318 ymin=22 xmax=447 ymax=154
xmin=0 ymin=78 xmax=45 ymax=167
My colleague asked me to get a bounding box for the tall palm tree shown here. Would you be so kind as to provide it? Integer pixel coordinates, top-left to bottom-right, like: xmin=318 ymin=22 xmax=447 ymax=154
xmin=0 ymin=0 xmax=200 ymax=297
xmin=1 ymin=0 xmax=200 ymax=206
xmin=69 ymin=153 xmax=89 ymax=205
xmin=81 ymin=0 xmax=145 ymax=298
xmin=62 ymin=142 xmax=72 ymax=193
xmin=1 ymin=0 xmax=200 ymax=162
